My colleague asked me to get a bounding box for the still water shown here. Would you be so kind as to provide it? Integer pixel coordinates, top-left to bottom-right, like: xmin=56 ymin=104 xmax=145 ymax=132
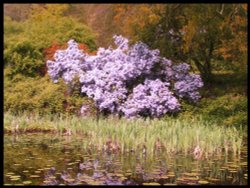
xmin=4 ymin=133 xmax=248 ymax=185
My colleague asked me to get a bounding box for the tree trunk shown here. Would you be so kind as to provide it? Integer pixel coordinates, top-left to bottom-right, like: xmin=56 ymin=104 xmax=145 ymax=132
xmin=192 ymin=40 xmax=214 ymax=82
xmin=193 ymin=58 xmax=212 ymax=82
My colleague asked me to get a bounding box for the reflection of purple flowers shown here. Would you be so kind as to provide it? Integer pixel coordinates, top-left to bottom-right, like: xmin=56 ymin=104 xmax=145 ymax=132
xmin=47 ymin=35 xmax=203 ymax=118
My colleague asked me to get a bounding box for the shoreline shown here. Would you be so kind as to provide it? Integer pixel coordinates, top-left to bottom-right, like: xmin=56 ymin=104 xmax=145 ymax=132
xmin=4 ymin=112 xmax=246 ymax=158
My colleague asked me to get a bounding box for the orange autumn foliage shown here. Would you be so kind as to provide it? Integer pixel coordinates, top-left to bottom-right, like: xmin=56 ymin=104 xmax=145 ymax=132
xmin=44 ymin=41 xmax=94 ymax=61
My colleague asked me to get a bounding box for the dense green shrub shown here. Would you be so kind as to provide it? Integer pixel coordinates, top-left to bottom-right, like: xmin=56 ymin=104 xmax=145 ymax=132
xmin=4 ymin=74 xmax=96 ymax=116
xmin=4 ymin=41 xmax=44 ymax=78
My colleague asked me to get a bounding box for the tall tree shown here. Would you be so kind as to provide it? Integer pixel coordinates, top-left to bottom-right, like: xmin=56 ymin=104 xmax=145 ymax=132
xmin=113 ymin=4 xmax=247 ymax=81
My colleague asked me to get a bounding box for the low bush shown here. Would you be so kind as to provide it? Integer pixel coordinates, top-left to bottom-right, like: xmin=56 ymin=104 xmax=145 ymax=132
xmin=177 ymin=94 xmax=247 ymax=128
xmin=4 ymin=41 xmax=44 ymax=78
xmin=4 ymin=74 xmax=96 ymax=116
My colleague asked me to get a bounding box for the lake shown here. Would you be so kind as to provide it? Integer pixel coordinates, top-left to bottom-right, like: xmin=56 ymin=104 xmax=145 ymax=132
xmin=4 ymin=133 xmax=248 ymax=185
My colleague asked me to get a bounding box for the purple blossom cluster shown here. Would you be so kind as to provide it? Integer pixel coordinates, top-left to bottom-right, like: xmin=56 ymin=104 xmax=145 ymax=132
xmin=47 ymin=35 xmax=203 ymax=118
xmin=120 ymin=79 xmax=180 ymax=118
xmin=171 ymin=63 xmax=204 ymax=102
xmin=47 ymin=39 xmax=89 ymax=84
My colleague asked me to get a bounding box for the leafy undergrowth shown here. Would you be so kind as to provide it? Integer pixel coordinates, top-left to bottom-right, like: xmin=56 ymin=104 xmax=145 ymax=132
xmin=175 ymin=71 xmax=247 ymax=128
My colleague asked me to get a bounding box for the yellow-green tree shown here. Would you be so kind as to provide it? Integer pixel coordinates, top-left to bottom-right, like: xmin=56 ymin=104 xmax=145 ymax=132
xmin=4 ymin=4 xmax=97 ymax=78
xmin=23 ymin=4 xmax=97 ymax=50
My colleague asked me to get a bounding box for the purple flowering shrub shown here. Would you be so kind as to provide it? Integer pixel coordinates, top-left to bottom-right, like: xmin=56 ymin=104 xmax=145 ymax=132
xmin=47 ymin=35 xmax=203 ymax=118
xmin=119 ymin=79 xmax=181 ymax=118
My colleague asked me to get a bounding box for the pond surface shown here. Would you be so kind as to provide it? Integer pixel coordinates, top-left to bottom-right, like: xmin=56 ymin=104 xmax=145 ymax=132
xmin=4 ymin=133 xmax=248 ymax=185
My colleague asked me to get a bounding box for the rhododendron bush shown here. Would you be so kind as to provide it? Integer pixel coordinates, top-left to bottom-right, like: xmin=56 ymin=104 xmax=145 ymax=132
xmin=47 ymin=35 xmax=203 ymax=118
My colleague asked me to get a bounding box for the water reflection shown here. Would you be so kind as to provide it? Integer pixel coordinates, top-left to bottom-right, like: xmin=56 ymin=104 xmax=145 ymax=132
xmin=4 ymin=134 xmax=248 ymax=185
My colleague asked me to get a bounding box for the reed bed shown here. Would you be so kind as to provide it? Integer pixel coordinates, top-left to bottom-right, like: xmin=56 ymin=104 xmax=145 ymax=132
xmin=4 ymin=112 xmax=246 ymax=158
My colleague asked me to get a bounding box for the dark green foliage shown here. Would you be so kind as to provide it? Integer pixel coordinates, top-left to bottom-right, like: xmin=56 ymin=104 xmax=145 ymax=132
xmin=201 ymin=94 xmax=247 ymax=126
xmin=174 ymin=71 xmax=247 ymax=128
xmin=4 ymin=41 xmax=44 ymax=78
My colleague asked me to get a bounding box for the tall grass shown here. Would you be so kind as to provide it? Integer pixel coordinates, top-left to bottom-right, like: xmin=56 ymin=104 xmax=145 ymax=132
xmin=4 ymin=112 xmax=246 ymax=158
